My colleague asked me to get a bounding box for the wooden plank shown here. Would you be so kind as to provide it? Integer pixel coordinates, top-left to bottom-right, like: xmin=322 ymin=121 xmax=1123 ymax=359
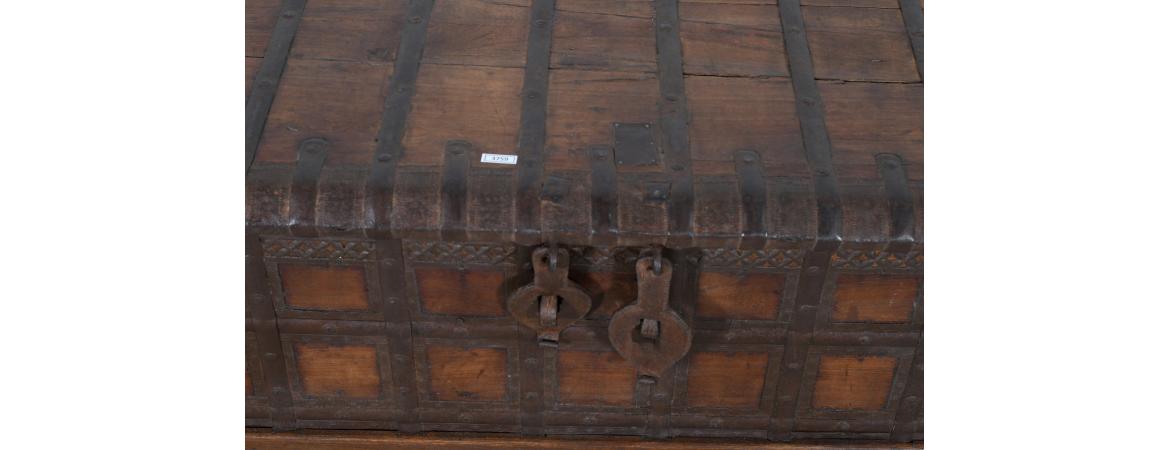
xmin=423 ymin=0 xmax=529 ymax=67
xmin=246 ymin=0 xmax=282 ymax=57
xmin=552 ymin=7 xmax=656 ymax=73
xmin=292 ymin=0 xmax=407 ymax=63
xmin=246 ymin=429 xmax=924 ymax=448
xmin=803 ymin=6 xmax=920 ymax=82
xmin=801 ymin=0 xmax=899 ymax=8
xmin=818 ymin=81 xmax=923 ymax=181
xmin=679 ymin=2 xmax=787 ymax=77
xmin=546 ymin=70 xmax=659 ymax=172
xmin=685 ymin=76 xmax=806 ymax=175
xmin=256 ymin=59 xmax=393 ymax=165
xmin=401 ymin=65 xmax=524 ymax=167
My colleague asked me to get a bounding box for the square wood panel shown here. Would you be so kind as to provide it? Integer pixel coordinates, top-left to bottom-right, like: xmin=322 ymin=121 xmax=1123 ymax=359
xmin=686 ymin=351 xmax=770 ymax=408
xmin=811 ymin=355 xmax=897 ymax=411
xmin=424 ymin=344 xmax=508 ymax=402
xmin=279 ymin=264 xmax=371 ymax=311
xmin=557 ymin=351 xmax=636 ymax=406
xmin=293 ymin=343 xmax=382 ymax=399
xmin=696 ymin=272 xmax=784 ymax=321
xmin=832 ymin=274 xmax=918 ymax=323
xmin=415 ymin=267 xmax=506 ymax=317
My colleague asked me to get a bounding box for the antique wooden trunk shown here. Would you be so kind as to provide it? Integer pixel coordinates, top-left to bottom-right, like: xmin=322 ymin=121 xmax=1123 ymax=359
xmin=245 ymin=0 xmax=924 ymax=443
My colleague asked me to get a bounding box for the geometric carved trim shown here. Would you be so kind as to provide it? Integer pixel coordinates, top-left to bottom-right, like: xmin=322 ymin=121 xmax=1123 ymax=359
xmin=701 ymin=248 xmax=804 ymax=271
xmin=403 ymin=240 xmax=516 ymax=266
xmin=262 ymin=238 xmax=375 ymax=261
xmin=831 ymin=248 xmax=924 ymax=271
xmin=566 ymin=246 xmax=640 ymax=269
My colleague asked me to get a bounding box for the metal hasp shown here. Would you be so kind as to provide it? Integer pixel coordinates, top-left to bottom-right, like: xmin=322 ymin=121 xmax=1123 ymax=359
xmin=506 ymin=245 xmax=592 ymax=346
xmin=607 ymin=249 xmax=693 ymax=381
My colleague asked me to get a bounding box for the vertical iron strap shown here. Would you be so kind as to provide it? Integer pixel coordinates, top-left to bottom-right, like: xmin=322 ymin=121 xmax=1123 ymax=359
xmin=654 ymin=0 xmax=695 ymax=248
xmin=245 ymin=0 xmax=308 ymax=173
xmin=374 ymin=239 xmax=421 ymax=432
xmin=288 ymin=138 xmax=329 ymax=237
xmin=440 ymin=141 xmax=472 ymax=241
xmin=516 ymin=246 xmax=545 ymax=435
xmin=588 ymin=145 xmax=618 ymax=246
xmin=876 ymin=153 xmax=915 ymax=254
xmin=892 ymin=336 xmax=924 ymax=441
xmin=365 ymin=0 xmax=437 ymax=236
xmin=514 ymin=0 xmax=556 ymax=245
xmin=735 ymin=150 xmax=767 ymax=250
xmin=245 ymin=234 xmax=295 ymax=430
xmin=898 ymin=0 xmax=924 ymax=79
xmin=770 ymin=0 xmax=845 ymax=441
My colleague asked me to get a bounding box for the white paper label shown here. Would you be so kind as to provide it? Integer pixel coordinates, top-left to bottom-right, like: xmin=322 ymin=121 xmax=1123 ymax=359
xmin=480 ymin=153 xmax=518 ymax=165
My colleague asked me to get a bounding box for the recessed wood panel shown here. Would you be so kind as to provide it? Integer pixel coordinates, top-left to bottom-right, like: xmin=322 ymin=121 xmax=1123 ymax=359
xmin=557 ymin=351 xmax=636 ymax=406
xmin=832 ymin=274 xmax=918 ymax=323
xmin=426 ymin=345 xmax=507 ymax=402
xmin=679 ymin=2 xmax=787 ymax=77
xmin=546 ymin=69 xmax=659 ymax=171
xmin=246 ymin=0 xmax=280 ymax=57
xmin=292 ymin=0 xmax=407 ymax=63
xmin=415 ymin=267 xmax=506 ymax=317
xmin=576 ymin=272 xmax=637 ymax=319
xmin=812 ymin=355 xmax=897 ymax=410
xmin=820 ymin=81 xmax=923 ymax=181
xmin=551 ymin=8 xmax=656 ymax=73
xmin=424 ymin=0 xmax=529 ymax=67
xmin=279 ymin=264 xmax=371 ymax=311
xmin=687 ymin=352 xmax=769 ymax=408
xmin=686 ymin=76 xmax=806 ymax=174
xmin=804 ymin=6 xmax=920 ymax=82
xmin=401 ymin=64 xmax=524 ymax=167
xmin=256 ymin=59 xmax=393 ymax=164
xmin=696 ymin=272 xmax=783 ymax=320
xmin=295 ymin=343 xmax=381 ymax=399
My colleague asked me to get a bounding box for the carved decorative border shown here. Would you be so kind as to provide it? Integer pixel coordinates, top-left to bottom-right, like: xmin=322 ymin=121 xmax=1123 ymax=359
xmin=262 ymin=237 xmax=375 ymax=261
xmin=403 ymin=240 xmax=516 ymax=266
xmin=701 ymin=248 xmax=804 ymax=271
xmin=830 ymin=249 xmax=924 ymax=271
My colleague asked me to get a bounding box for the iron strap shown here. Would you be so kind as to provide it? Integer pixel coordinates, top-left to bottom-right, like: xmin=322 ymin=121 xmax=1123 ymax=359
xmin=514 ymin=0 xmax=556 ymax=245
xmin=588 ymin=145 xmax=618 ymax=246
xmin=654 ymin=0 xmax=695 ymax=248
xmin=288 ymin=138 xmax=329 ymax=237
xmin=374 ymin=239 xmax=421 ymax=432
xmin=245 ymin=0 xmax=308 ymax=173
xmin=898 ymin=0 xmax=925 ymax=79
xmin=440 ymin=141 xmax=472 ymax=242
xmin=365 ymin=0 xmax=436 ymax=236
xmin=245 ymin=234 xmax=296 ymax=430
xmin=770 ymin=0 xmax=845 ymax=440
xmin=735 ymin=150 xmax=768 ymax=250
xmin=876 ymin=153 xmax=916 ymax=254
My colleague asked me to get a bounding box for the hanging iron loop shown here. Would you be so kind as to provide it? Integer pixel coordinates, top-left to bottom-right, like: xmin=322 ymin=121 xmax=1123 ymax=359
xmin=607 ymin=253 xmax=692 ymax=382
xmin=506 ymin=245 xmax=592 ymax=346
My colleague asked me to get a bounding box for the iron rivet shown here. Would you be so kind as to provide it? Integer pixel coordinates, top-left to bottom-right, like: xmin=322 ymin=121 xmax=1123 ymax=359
xmin=525 ymin=392 xmax=538 ymax=400
xmin=399 ymin=387 xmax=409 ymax=394
xmin=665 ymin=94 xmax=678 ymax=102
xmin=535 ymin=19 xmax=546 ymax=27
xmin=659 ymin=24 xmax=672 ymax=31
xmin=643 ymin=124 xmax=650 ymax=128
xmin=525 ymin=357 xmax=539 ymax=365
xmin=527 ymin=92 xmax=539 ymax=99
xmin=654 ymin=392 xmax=668 ymax=400
xmin=323 ymin=323 xmax=336 ymax=333
xmin=282 ymin=11 xmax=296 ymax=18
xmin=378 ymin=154 xmax=392 ymax=162
xmin=859 ymin=336 xmax=871 ymax=345
xmin=264 ymin=352 xmax=276 ymax=360
xmin=450 ymin=148 xmax=463 ymax=155
xmin=272 ymin=386 xmax=284 ymax=393
xmin=671 ymin=164 xmax=683 ymax=171
xmin=394 ymin=354 xmax=407 ymax=362
xmin=409 ymin=16 xmax=421 ymax=24
xmin=787 ymin=362 xmax=801 ymax=370
xmin=815 ymin=169 xmax=830 ymax=177
xmin=780 ymin=395 xmax=794 ymax=402
xmin=807 ymin=266 xmax=821 ymax=274
xmin=838 ymin=421 xmax=850 ymax=431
